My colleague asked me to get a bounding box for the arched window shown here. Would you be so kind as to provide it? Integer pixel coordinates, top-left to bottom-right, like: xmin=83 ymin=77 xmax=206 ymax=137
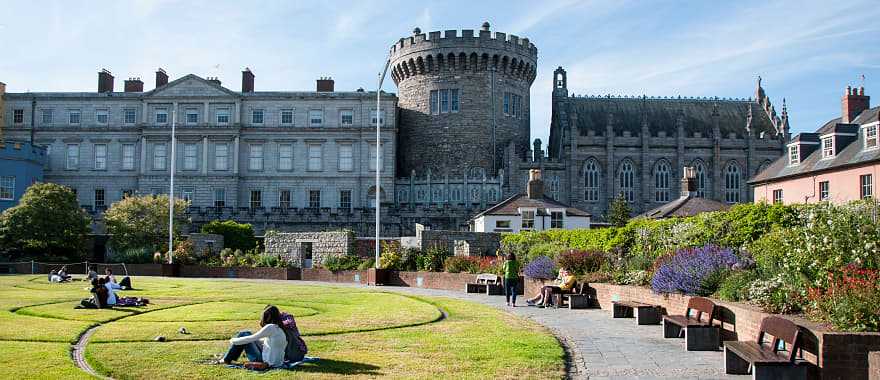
xmin=450 ymin=186 xmax=462 ymax=202
xmin=692 ymin=161 xmax=708 ymax=198
xmin=618 ymin=160 xmax=635 ymax=202
xmin=725 ymin=162 xmax=741 ymax=203
xmin=487 ymin=188 xmax=498 ymax=202
xmin=469 ymin=167 xmax=485 ymax=181
xmin=654 ymin=160 xmax=671 ymax=202
xmin=583 ymin=159 xmax=600 ymax=202
xmin=548 ymin=175 xmax=560 ymax=200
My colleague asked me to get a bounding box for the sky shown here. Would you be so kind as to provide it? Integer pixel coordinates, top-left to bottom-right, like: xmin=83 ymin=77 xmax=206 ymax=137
xmin=2 ymin=0 xmax=879 ymax=144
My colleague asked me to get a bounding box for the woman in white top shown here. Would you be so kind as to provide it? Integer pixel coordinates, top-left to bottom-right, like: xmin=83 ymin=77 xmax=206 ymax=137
xmin=222 ymin=305 xmax=288 ymax=367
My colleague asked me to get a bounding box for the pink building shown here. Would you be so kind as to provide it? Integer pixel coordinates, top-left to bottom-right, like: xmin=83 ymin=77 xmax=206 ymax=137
xmin=750 ymin=86 xmax=878 ymax=204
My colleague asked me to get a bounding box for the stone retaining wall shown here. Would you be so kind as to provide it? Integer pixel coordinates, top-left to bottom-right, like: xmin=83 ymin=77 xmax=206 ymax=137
xmin=264 ymin=231 xmax=354 ymax=267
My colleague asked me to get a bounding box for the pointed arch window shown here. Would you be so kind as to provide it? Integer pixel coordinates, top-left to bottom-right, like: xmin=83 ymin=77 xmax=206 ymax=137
xmin=584 ymin=159 xmax=600 ymax=202
xmin=725 ymin=162 xmax=741 ymax=203
xmin=654 ymin=161 xmax=671 ymax=202
xmin=694 ymin=162 xmax=708 ymax=198
xmin=619 ymin=160 xmax=635 ymax=202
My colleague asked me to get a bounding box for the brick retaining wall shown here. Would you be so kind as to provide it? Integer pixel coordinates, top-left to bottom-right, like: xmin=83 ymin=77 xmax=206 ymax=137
xmin=388 ymin=271 xmax=478 ymax=292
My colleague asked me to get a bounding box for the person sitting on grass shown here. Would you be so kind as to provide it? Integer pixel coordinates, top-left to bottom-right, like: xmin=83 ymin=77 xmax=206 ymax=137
xmin=103 ymin=277 xmax=148 ymax=307
xmin=104 ymin=267 xmax=132 ymax=290
xmin=86 ymin=266 xmax=99 ymax=282
xmin=280 ymin=310 xmax=308 ymax=363
xmin=77 ymin=278 xmax=108 ymax=309
xmin=48 ymin=270 xmax=62 ymax=283
xmin=221 ymin=305 xmax=288 ymax=368
xmin=525 ymin=267 xmax=576 ymax=308
xmin=502 ymin=252 xmax=521 ymax=307
xmin=58 ymin=266 xmax=72 ymax=282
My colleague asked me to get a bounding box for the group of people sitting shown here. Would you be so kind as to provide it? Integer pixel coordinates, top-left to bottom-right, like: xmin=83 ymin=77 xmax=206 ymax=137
xmin=48 ymin=266 xmax=72 ymax=283
xmin=220 ymin=305 xmax=310 ymax=369
xmin=77 ymin=267 xmax=144 ymax=308
xmin=525 ymin=267 xmax=576 ymax=308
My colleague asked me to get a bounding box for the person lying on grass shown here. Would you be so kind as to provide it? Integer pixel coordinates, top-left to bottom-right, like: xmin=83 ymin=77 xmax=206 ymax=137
xmin=221 ymin=305 xmax=289 ymax=368
xmin=525 ymin=267 xmax=576 ymax=308
xmin=77 ymin=278 xmax=109 ymax=309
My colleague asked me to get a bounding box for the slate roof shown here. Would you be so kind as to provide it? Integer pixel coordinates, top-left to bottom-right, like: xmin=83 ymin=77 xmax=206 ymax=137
xmin=637 ymin=195 xmax=729 ymax=219
xmin=470 ymin=193 xmax=591 ymax=220
xmin=563 ymin=97 xmax=779 ymax=138
xmin=750 ymin=106 xmax=880 ymax=184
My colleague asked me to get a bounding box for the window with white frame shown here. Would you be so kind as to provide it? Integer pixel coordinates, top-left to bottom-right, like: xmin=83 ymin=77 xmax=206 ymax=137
xmin=181 ymin=187 xmax=194 ymax=204
xmin=503 ymin=92 xmax=522 ymax=117
xmin=503 ymin=93 xmax=510 ymax=115
xmin=215 ymin=143 xmax=229 ymax=170
xmin=308 ymin=190 xmax=321 ymax=208
xmin=340 ymin=110 xmax=353 ymax=126
xmin=153 ymin=143 xmax=167 ymax=170
xmin=251 ymin=109 xmax=264 ymax=125
xmin=183 ymin=143 xmax=198 ymax=170
xmin=250 ymin=190 xmax=262 ymax=208
xmin=788 ymin=145 xmax=800 ymax=165
xmin=213 ymin=188 xmax=226 ymax=208
xmin=339 ymin=190 xmax=352 ymax=210
xmin=278 ymin=144 xmax=293 ymax=171
xmin=279 ymin=189 xmax=291 ymax=209
xmin=66 ymin=144 xmax=79 ymax=169
xmin=122 ymin=144 xmax=135 ymax=170
xmin=440 ymin=90 xmax=449 ymax=113
xmin=695 ymin=162 xmax=708 ymax=198
xmin=371 ymin=110 xmax=385 ymax=126
xmin=185 ymin=108 xmax=199 ymax=125
xmin=430 ymin=89 xmax=459 ymax=114
xmin=819 ymin=181 xmax=830 ymax=201
xmin=772 ymin=189 xmax=783 ymax=204
xmin=550 ymin=211 xmax=564 ymax=228
xmin=495 ymin=220 xmax=511 ymax=230
xmin=821 ymin=136 xmax=834 ymax=158
xmin=95 ymin=109 xmax=109 ymax=125
xmin=584 ymin=159 xmax=600 ymax=202
xmin=430 ymin=90 xmax=439 ymax=114
xmin=865 ymin=125 xmax=878 ymax=150
xmin=281 ymin=109 xmax=294 ymax=125
xmin=338 ymin=144 xmax=353 ymax=171
xmin=68 ymin=110 xmax=81 ymax=125
xmin=93 ymin=144 xmax=107 ymax=170
xmin=248 ymin=144 xmax=263 ymax=171
xmin=155 ymin=108 xmax=168 ymax=124
xmin=13 ymin=109 xmax=24 ymax=124
xmin=521 ymin=210 xmax=535 ymax=229
xmin=307 ymin=144 xmax=322 ymax=171
xmin=0 ymin=176 xmax=14 ymax=200
xmin=724 ymin=162 xmax=741 ymax=203
xmin=94 ymin=188 xmax=105 ymax=207
xmin=41 ymin=109 xmax=53 ymax=124
xmin=123 ymin=108 xmax=136 ymax=125
xmin=451 ymin=89 xmax=459 ymax=112
xmin=369 ymin=143 xmax=383 ymax=171
xmin=861 ymin=174 xmax=873 ymax=199
xmin=618 ymin=160 xmax=635 ymax=202
xmin=309 ymin=110 xmax=323 ymax=126
xmin=654 ymin=161 xmax=670 ymax=202
xmin=216 ymin=108 xmax=230 ymax=125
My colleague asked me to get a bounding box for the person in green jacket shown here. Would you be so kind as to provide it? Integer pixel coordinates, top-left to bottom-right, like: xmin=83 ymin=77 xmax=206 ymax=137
xmin=502 ymin=252 xmax=521 ymax=307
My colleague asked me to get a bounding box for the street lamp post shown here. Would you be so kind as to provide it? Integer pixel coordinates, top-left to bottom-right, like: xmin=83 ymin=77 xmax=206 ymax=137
xmin=375 ymin=58 xmax=390 ymax=269
xmin=167 ymin=103 xmax=177 ymax=264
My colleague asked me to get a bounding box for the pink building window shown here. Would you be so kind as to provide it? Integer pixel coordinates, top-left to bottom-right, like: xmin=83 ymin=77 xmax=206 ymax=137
xmin=862 ymin=174 xmax=873 ymax=199
xmin=772 ymin=189 xmax=783 ymax=204
xmin=819 ymin=181 xmax=830 ymax=201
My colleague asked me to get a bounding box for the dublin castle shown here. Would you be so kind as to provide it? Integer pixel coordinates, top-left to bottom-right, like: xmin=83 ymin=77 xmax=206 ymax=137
xmin=0 ymin=22 xmax=785 ymax=236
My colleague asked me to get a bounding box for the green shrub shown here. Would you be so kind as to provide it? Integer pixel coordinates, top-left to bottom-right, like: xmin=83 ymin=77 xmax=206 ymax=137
xmin=379 ymin=241 xmax=403 ymax=270
xmin=417 ymin=245 xmax=449 ymax=272
xmin=201 ymin=220 xmax=257 ymax=252
xmin=715 ymin=270 xmax=759 ymax=302
xmin=400 ymin=248 xmax=421 ymax=271
xmin=109 ymin=246 xmax=155 ymax=264
xmin=526 ymin=242 xmax=567 ymax=263
xmin=808 ymin=266 xmax=880 ymax=332
xmin=358 ymin=258 xmax=375 ymax=271
xmin=322 ymin=255 xmax=363 ymax=271
xmin=555 ymin=249 xmax=608 ymax=275
xmin=444 ymin=256 xmax=480 ymax=273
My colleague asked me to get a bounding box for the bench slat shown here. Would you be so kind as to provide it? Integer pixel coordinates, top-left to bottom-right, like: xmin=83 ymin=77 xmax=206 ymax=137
xmin=663 ymin=315 xmax=712 ymax=327
xmin=613 ymin=300 xmax=653 ymax=308
xmin=725 ymin=341 xmax=790 ymax=364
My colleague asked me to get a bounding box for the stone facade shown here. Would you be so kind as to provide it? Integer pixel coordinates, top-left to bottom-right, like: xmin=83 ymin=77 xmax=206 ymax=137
xmin=263 ymin=230 xmax=354 ymax=268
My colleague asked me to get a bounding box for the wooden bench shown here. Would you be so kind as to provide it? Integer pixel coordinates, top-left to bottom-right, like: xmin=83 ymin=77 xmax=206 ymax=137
xmin=552 ymin=282 xmax=593 ymax=309
xmin=662 ymin=297 xmax=720 ymax=351
xmin=465 ymin=273 xmax=500 ymax=294
xmin=612 ymin=300 xmax=662 ymax=325
xmin=724 ymin=316 xmax=809 ymax=379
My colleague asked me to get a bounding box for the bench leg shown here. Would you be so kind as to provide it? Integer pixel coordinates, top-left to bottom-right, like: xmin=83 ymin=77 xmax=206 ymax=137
xmin=663 ymin=320 xmax=683 ymax=338
xmin=636 ymin=307 xmax=661 ymax=325
xmin=753 ymin=364 xmax=807 ymax=380
xmin=612 ymin=304 xmax=632 ymax=318
xmin=724 ymin=346 xmax=751 ymax=374
xmin=685 ymin=326 xmax=719 ymax=351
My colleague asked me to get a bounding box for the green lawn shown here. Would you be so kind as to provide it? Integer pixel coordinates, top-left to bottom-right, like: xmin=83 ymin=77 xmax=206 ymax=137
xmin=0 ymin=275 xmax=564 ymax=379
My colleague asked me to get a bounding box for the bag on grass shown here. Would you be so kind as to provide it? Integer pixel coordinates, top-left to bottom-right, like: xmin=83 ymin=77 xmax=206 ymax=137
xmin=244 ymin=362 xmax=269 ymax=371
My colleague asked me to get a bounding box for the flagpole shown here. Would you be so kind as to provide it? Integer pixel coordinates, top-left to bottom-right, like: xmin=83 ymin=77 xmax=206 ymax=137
xmin=168 ymin=103 xmax=177 ymax=264
xmin=376 ymin=58 xmax=390 ymax=269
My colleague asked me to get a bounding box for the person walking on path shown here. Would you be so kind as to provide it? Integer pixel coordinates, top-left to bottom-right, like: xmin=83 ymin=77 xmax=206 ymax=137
xmin=502 ymin=252 xmax=521 ymax=307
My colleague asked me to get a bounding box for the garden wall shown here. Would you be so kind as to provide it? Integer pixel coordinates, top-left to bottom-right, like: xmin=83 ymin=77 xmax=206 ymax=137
xmin=264 ymin=231 xmax=354 ymax=266
xmin=565 ymin=281 xmax=880 ymax=380
xmin=388 ymin=271 xmax=478 ymax=291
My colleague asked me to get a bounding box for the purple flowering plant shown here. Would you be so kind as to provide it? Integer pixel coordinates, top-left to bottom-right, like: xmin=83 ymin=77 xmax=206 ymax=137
xmin=651 ymin=244 xmax=741 ymax=295
xmin=524 ymin=256 xmax=557 ymax=279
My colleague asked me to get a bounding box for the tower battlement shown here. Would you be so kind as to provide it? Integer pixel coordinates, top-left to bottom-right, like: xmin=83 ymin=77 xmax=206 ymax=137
xmin=389 ymin=28 xmax=538 ymax=58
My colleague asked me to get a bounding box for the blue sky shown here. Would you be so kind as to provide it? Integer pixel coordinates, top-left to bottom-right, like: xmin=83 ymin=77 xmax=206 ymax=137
xmin=2 ymin=0 xmax=878 ymax=144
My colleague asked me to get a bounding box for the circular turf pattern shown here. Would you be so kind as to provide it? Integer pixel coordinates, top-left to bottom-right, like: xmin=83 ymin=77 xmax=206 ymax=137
xmin=0 ymin=275 xmax=564 ymax=379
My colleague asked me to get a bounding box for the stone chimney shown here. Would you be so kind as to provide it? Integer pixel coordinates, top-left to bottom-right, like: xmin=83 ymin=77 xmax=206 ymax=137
xmin=242 ymin=68 xmax=255 ymax=93
xmin=532 ymin=138 xmax=543 ymax=162
xmin=98 ymin=69 xmax=114 ymax=93
xmin=842 ymin=85 xmax=870 ymax=123
xmin=124 ymin=78 xmax=144 ymax=92
xmin=527 ymin=169 xmax=544 ymax=199
xmin=681 ymin=166 xmax=697 ymax=197
xmin=316 ymin=77 xmax=334 ymax=92
xmin=206 ymin=77 xmax=221 ymax=86
xmin=155 ymin=68 xmax=169 ymax=88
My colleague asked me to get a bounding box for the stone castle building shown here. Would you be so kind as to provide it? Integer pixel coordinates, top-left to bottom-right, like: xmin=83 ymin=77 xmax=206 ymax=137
xmin=0 ymin=22 xmax=784 ymax=239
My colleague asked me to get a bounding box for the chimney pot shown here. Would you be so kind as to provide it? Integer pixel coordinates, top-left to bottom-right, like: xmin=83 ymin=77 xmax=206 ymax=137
xmin=242 ymin=68 xmax=255 ymax=93
xmin=155 ymin=68 xmax=169 ymax=88
xmin=98 ymin=69 xmax=114 ymax=93
xmin=681 ymin=166 xmax=697 ymax=197
xmin=842 ymin=84 xmax=870 ymax=123
xmin=124 ymin=77 xmax=144 ymax=92
xmin=207 ymin=77 xmax=221 ymax=86
xmin=317 ymin=77 xmax=335 ymax=92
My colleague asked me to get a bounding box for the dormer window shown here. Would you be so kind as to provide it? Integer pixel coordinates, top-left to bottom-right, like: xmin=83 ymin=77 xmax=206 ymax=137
xmin=865 ymin=124 xmax=878 ymax=150
xmin=788 ymin=145 xmax=800 ymax=165
xmin=821 ymin=136 xmax=834 ymax=158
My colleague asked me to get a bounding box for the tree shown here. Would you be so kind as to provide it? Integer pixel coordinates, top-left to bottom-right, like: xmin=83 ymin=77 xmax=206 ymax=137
xmin=103 ymin=194 xmax=190 ymax=252
xmin=200 ymin=220 xmax=256 ymax=252
xmin=606 ymin=193 xmax=632 ymax=227
xmin=0 ymin=182 xmax=92 ymax=260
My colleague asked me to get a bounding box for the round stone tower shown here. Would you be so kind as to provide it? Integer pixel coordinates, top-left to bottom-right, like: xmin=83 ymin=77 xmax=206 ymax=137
xmin=389 ymin=22 xmax=537 ymax=178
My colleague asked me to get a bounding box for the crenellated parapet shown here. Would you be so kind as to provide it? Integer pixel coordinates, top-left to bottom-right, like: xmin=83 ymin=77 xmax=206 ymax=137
xmin=389 ymin=23 xmax=538 ymax=85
